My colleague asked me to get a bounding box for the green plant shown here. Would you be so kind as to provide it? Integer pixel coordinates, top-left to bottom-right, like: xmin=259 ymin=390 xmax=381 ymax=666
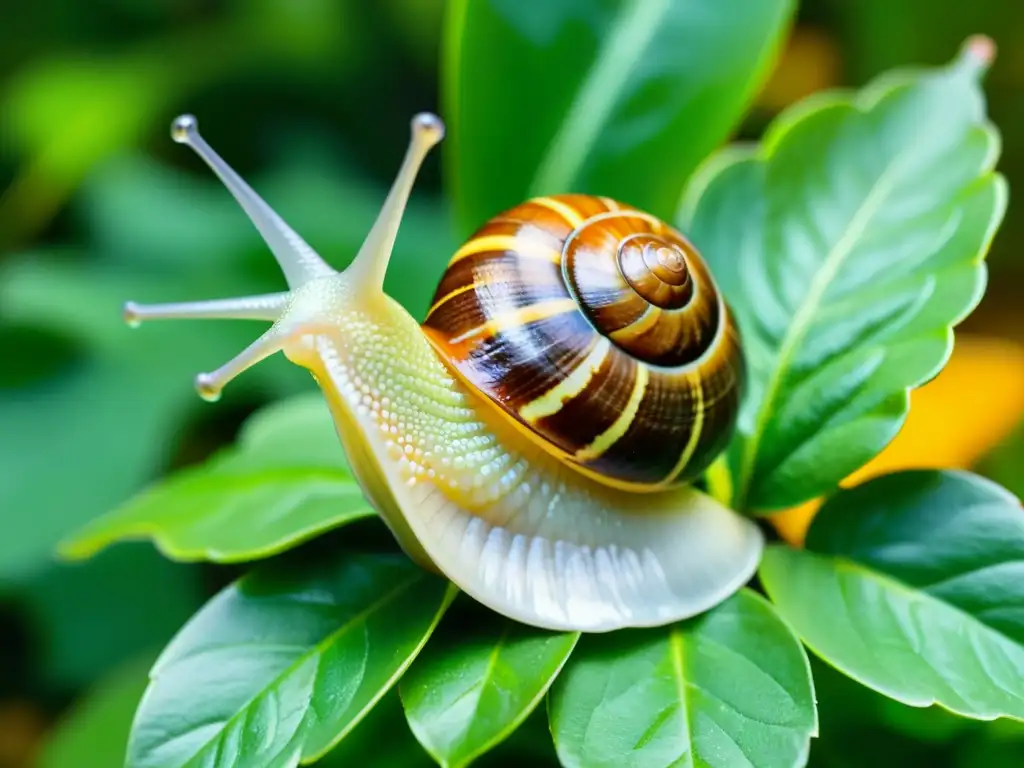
xmin=52 ymin=3 xmax=1022 ymax=767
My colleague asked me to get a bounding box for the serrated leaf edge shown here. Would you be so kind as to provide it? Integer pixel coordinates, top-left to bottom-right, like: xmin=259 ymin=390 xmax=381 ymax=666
xmin=677 ymin=50 xmax=1006 ymax=512
xmin=760 ymin=545 xmax=1024 ymax=724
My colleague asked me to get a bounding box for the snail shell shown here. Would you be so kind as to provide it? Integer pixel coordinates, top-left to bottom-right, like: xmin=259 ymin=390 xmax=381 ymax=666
xmin=423 ymin=194 xmax=744 ymax=491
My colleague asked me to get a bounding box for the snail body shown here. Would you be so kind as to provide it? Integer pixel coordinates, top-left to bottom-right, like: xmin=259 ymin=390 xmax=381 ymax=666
xmin=123 ymin=113 xmax=762 ymax=632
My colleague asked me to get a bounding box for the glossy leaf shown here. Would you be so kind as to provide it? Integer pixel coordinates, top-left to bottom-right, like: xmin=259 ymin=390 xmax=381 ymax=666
xmin=400 ymin=608 xmax=579 ymax=767
xmin=126 ymin=550 xmax=455 ymax=768
xmin=682 ymin=39 xmax=1006 ymax=511
xmin=760 ymin=469 xmax=1024 ymax=720
xmin=443 ymin=0 xmax=795 ymax=234
xmin=770 ymin=333 xmax=1024 ymax=546
xmin=211 ymin=391 xmax=351 ymax=475
xmin=549 ymin=589 xmax=817 ymax=767
xmin=38 ymin=652 xmax=156 ymax=768
xmin=60 ymin=393 xmax=366 ymax=563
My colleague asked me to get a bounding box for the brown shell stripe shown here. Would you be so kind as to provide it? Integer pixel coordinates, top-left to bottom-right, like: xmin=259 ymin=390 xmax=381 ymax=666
xmin=423 ymin=199 xmax=597 ymax=411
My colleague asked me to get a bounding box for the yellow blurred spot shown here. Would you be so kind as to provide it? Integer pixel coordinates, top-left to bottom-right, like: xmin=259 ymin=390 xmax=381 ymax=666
xmin=0 ymin=701 xmax=48 ymax=768
xmin=770 ymin=334 xmax=1024 ymax=546
xmin=757 ymin=25 xmax=842 ymax=112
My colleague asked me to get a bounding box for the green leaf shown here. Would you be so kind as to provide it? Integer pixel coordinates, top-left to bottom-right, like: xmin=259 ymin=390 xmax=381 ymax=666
xmin=59 ymin=393 xmax=367 ymax=563
xmin=38 ymin=651 xmax=157 ymax=768
xmin=443 ymin=0 xmax=795 ymax=234
xmin=225 ymin=391 xmax=351 ymax=473
xmin=126 ymin=550 xmax=456 ymax=768
xmin=549 ymin=589 xmax=817 ymax=768
xmin=760 ymin=469 xmax=1024 ymax=721
xmin=682 ymin=40 xmax=1006 ymax=510
xmin=400 ymin=606 xmax=579 ymax=767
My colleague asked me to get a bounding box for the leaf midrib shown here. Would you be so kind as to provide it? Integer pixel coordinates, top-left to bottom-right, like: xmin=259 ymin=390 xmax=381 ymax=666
xmin=735 ymin=154 xmax=906 ymax=508
xmin=173 ymin=572 xmax=427 ymax=768
xmin=669 ymin=609 xmax=813 ymax=767
xmin=527 ymin=0 xmax=669 ymax=196
xmin=667 ymin=627 xmax=692 ymax=767
xmin=832 ymin=553 xmax=1024 ymax=657
xmin=443 ymin=625 xmax=509 ymax=768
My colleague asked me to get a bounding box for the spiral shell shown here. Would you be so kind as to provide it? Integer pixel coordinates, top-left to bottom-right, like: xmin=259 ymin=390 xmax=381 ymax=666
xmin=421 ymin=194 xmax=744 ymax=491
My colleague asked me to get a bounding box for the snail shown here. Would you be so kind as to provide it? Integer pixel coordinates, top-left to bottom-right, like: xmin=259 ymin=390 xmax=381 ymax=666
xmin=123 ymin=111 xmax=763 ymax=632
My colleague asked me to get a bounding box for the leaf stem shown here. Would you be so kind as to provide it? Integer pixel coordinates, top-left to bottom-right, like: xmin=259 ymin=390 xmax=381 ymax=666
xmin=527 ymin=0 xmax=669 ymax=196
xmin=733 ymin=157 xmax=905 ymax=509
xmin=705 ymin=455 xmax=734 ymax=508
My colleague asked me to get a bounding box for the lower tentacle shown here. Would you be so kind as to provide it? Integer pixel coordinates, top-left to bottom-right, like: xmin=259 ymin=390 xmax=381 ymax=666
xmin=123 ymin=292 xmax=289 ymax=325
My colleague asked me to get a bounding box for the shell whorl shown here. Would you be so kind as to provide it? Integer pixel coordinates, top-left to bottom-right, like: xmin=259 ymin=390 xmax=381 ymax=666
xmin=422 ymin=194 xmax=744 ymax=491
xmin=561 ymin=204 xmax=721 ymax=368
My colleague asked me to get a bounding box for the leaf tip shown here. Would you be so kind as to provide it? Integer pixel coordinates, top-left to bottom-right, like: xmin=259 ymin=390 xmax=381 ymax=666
xmin=53 ymin=534 xmax=99 ymax=562
xmin=959 ymin=34 xmax=997 ymax=75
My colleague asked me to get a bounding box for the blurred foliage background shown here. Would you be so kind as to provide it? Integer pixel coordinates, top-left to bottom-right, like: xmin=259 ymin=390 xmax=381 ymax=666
xmin=1 ymin=1 xmax=1023 ymax=766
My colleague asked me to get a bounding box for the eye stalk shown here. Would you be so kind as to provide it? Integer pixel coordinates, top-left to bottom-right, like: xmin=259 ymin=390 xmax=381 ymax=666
xmin=345 ymin=112 xmax=445 ymax=292
xmin=122 ymin=111 xmax=445 ymax=401
xmin=168 ymin=114 xmax=335 ymax=289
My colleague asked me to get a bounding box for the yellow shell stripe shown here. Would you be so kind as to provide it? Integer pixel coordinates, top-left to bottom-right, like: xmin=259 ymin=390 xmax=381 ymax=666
xmin=424 ymin=280 xmax=483 ymax=321
xmin=448 ymin=298 xmax=578 ymax=345
xmin=519 ymin=337 xmax=610 ymax=423
xmin=574 ymin=364 xmax=649 ymax=462
xmin=531 ymin=196 xmax=586 ymax=228
xmin=659 ymin=376 xmax=705 ymax=486
xmin=423 ymin=330 xmax=667 ymax=494
xmin=609 ymin=304 xmax=662 ymax=344
xmin=447 ymin=234 xmax=561 ymax=267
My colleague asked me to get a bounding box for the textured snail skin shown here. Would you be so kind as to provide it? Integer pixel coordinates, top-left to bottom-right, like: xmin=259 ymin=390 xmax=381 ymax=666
xmin=123 ymin=112 xmax=763 ymax=632
xmin=423 ymin=194 xmax=745 ymax=491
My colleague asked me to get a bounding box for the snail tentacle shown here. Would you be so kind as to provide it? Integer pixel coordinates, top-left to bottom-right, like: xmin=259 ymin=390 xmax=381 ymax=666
xmin=345 ymin=113 xmax=445 ymax=292
xmin=171 ymin=115 xmax=335 ymax=288
xmin=124 ymin=113 xmax=439 ymax=399
xmin=193 ymin=324 xmax=290 ymax=402
xmin=122 ymin=292 xmax=290 ymax=325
